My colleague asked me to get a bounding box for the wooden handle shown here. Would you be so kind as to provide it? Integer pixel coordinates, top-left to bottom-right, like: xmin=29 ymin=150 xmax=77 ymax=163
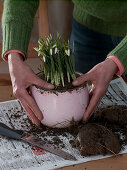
xmin=39 ymin=0 xmax=50 ymax=41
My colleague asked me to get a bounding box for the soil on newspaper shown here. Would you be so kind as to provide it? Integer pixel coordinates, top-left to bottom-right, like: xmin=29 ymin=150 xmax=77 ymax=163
xmin=27 ymin=105 xmax=127 ymax=156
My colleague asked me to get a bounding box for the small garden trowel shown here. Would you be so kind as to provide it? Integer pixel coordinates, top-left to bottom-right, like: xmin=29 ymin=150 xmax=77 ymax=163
xmin=0 ymin=122 xmax=76 ymax=161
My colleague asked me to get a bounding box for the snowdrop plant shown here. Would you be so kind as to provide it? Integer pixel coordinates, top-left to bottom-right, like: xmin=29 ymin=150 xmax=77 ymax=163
xmin=34 ymin=33 xmax=76 ymax=87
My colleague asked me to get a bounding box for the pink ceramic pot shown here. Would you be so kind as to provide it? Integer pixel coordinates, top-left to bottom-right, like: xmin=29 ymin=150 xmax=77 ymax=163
xmin=30 ymin=73 xmax=89 ymax=128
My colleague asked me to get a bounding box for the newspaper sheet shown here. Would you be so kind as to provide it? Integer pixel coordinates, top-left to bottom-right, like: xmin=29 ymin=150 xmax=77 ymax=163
xmin=0 ymin=77 xmax=127 ymax=170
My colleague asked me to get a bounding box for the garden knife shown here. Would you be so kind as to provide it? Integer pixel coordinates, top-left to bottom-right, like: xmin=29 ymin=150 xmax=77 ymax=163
xmin=0 ymin=122 xmax=76 ymax=161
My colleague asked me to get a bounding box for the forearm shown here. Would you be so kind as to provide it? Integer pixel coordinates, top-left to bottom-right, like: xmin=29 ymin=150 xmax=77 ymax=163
xmin=2 ymin=0 xmax=39 ymax=60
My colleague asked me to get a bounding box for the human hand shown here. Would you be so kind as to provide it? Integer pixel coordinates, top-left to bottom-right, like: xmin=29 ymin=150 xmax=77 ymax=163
xmin=72 ymin=59 xmax=119 ymax=122
xmin=8 ymin=52 xmax=54 ymax=126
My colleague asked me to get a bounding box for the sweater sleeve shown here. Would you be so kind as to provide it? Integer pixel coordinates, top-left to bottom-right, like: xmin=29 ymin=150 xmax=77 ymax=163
xmin=107 ymin=35 xmax=127 ymax=74
xmin=2 ymin=0 xmax=39 ymax=60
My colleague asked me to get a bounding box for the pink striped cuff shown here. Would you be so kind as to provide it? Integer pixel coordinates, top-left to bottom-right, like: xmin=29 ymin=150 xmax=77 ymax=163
xmin=106 ymin=55 xmax=125 ymax=77
xmin=4 ymin=50 xmax=26 ymax=62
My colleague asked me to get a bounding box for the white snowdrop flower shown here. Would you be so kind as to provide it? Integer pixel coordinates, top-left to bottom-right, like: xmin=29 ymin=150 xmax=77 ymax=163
xmin=65 ymin=50 xmax=68 ymax=56
xmin=68 ymin=49 xmax=70 ymax=56
xmin=50 ymin=34 xmax=52 ymax=40
xmin=38 ymin=51 xmax=41 ymax=56
xmin=50 ymin=49 xmax=53 ymax=55
xmin=55 ymin=48 xmax=58 ymax=54
xmin=65 ymin=49 xmax=70 ymax=56
xmin=46 ymin=41 xmax=48 ymax=46
xmin=43 ymin=56 xmax=46 ymax=62
xmin=53 ymin=44 xmax=56 ymax=48
xmin=47 ymin=38 xmax=50 ymax=43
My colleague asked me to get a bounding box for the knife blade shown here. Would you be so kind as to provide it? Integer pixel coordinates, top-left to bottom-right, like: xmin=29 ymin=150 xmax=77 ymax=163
xmin=0 ymin=122 xmax=76 ymax=161
xmin=22 ymin=133 xmax=76 ymax=160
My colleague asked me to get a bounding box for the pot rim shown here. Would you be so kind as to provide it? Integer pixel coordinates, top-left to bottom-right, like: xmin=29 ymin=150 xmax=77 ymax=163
xmin=32 ymin=71 xmax=87 ymax=93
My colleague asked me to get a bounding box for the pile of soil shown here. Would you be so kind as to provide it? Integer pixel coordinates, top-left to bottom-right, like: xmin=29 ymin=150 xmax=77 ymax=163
xmin=72 ymin=105 xmax=127 ymax=156
xmin=10 ymin=104 xmax=127 ymax=157
xmin=74 ymin=124 xmax=121 ymax=156
xmin=93 ymin=105 xmax=127 ymax=126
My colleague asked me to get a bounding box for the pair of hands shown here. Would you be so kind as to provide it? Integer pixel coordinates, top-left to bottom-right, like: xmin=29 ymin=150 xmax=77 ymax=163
xmin=8 ymin=52 xmax=118 ymax=126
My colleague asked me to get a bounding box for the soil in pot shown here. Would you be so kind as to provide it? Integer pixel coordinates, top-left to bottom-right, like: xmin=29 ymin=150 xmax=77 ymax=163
xmin=36 ymin=73 xmax=86 ymax=92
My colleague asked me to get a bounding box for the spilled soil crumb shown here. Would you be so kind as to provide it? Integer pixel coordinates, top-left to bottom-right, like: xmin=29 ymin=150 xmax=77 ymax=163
xmin=27 ymin=105 xmax=127 ymax=156
xmin=9 ymin=104 xmax=127 ymax=157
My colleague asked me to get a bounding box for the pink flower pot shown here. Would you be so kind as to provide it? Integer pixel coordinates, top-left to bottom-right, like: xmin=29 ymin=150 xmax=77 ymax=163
xmin=30 ymin=73 xmax=89 ymax=128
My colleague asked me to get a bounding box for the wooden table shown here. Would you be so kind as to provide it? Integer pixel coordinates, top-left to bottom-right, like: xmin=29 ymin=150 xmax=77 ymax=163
xmin=1 ymin=73 xmax=127 ymax=170
xmin=0 ymin=74 xmax=15 ymax=102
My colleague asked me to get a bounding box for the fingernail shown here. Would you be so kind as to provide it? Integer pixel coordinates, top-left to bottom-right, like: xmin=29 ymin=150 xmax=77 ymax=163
xmin=40 ymin=116 xmax=43 ymax=121
xmin=82 ymin=115 xmax=87 ymax=122
xmin=72 ymin=80 xmax=78 ymax=85
xmin=32 ymin=120 xmax=40 ymax=126
xmin=38 ymin=114 xmax=43 ymax=121
xmin=36 ymin=122 xmax=40 ymax=126
xmin=48 ymin=84 xmax=54 ymax=89
xmin=82 ymin=120 xmax=86 ymax=124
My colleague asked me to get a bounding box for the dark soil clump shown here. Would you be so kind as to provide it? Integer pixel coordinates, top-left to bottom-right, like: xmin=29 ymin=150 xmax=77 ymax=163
xmin=74 ymin=124 xmax=121 ymax=156
xmin=93 ymin=105 xmax=127 ymax=126
xmin=72 ymin=105 xmax=127 ymax=156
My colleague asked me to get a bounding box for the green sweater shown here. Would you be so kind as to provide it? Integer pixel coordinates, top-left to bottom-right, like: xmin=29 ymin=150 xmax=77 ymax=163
xmin=2 ymin=0 xmax=127 ymax=73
